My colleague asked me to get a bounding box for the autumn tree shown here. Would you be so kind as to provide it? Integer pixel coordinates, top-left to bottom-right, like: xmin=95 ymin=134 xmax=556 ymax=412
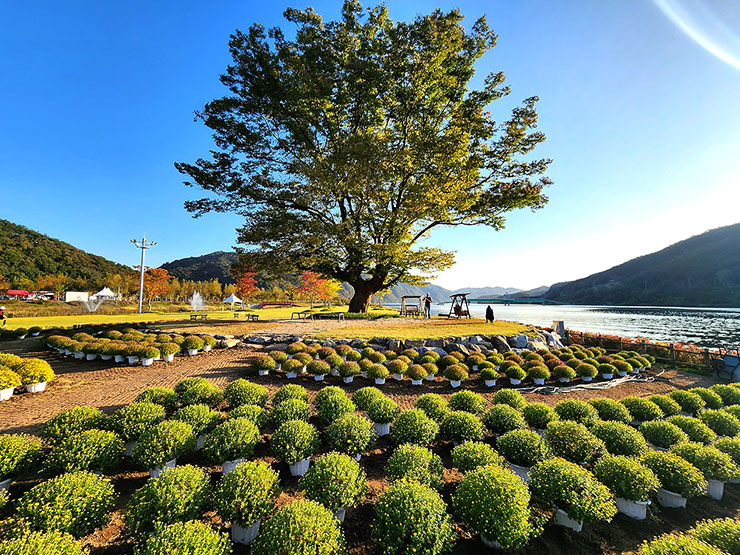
xmin=234 ymin=270 xmax=258 ymax=301
xmin=143 ymin=268 xmax=172 ymax=310
xmin=176 ymin=1 xmax=551 ymax=312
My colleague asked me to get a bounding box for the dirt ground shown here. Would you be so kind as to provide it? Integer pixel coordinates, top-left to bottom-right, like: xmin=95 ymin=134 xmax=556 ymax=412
xmin=0 ymin=334 xmax=735 ymax=555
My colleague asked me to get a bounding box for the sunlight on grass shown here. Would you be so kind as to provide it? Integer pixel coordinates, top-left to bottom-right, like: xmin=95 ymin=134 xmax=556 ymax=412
xmin=311 ymin=318 xmax=537 ymax=340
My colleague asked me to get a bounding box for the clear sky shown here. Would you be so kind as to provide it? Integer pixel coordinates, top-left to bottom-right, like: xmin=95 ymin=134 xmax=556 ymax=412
xmin=1 ymin=0 xmax=739 ymax=290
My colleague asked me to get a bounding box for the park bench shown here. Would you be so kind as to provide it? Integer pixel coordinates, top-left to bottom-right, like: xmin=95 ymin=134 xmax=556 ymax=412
xmin=190 ymin=314 xmax=208 ymax=321
xmin=291 ymin=310 xmax=312 ymax=320
xmin=313 ymin=312 xmax=346 ymax=321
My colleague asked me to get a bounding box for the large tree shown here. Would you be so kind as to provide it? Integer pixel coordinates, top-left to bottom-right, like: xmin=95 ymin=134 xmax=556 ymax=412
xmin=176 ymin=1 xmax=552 ymax=312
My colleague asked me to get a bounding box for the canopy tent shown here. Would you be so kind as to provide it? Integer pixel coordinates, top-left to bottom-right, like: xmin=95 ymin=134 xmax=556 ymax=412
xmin=91 ymin=287 xmax=116 ymax=300
xmin=222 ymin=293 xmax=243 ymax=310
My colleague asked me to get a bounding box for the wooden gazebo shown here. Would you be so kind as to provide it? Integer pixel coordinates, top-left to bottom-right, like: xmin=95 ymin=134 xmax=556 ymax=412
xmin=448 ymin=293 xmax=471 ymax=319
xmin=400 ymin=295 xmax=422 ymax=317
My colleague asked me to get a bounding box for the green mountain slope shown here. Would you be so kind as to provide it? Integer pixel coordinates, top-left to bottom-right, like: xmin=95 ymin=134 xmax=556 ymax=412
xmin=545 ymin=223 xmax=740 ymax=307
xmin=161 ymin=251 xmax=239 ymax=283
xmin=0 ymin=219 xmax=133 ymax=285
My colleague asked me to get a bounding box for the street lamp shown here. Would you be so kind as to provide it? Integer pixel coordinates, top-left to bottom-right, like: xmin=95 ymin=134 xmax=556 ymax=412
xmin=131 ymin=234 xmax=156 ymax=314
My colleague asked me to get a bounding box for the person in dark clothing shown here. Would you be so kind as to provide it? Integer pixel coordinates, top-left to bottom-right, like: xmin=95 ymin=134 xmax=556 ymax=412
xmin=423 ymin=294 xmax=432 ymax=319
xmin=485 ymin=305 xmax=494 ymax=323
xmin=0 ymin=306 xmax=6 ymax=327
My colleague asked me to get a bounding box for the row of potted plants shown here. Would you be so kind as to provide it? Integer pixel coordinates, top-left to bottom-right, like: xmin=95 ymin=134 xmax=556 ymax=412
xmin=0 ymin=326 xmax=42 ymax=341
xmin=0 ymin=352 xmax=56 ymax=401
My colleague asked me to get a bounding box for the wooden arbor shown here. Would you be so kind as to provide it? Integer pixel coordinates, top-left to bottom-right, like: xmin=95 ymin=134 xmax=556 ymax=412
xmin=400 ymin=295 xmax=422 ymax=317
xmin=448 ymin=293 xmax=471 ymax=319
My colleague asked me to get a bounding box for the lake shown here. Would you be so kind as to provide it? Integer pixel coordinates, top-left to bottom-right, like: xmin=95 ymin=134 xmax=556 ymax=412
xmin=403 ymin=303 xmax=740 ymax=348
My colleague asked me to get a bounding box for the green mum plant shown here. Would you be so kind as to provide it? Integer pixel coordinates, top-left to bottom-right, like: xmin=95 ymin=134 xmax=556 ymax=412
xmin=0 ymin=530 xmax=87 ymax=555
xmin=299 ymin=452 xmax=366 ymax=512
xmin=444 ymin=364 xmax=469 ymax=382
xmin=638 ymin=533 xmax=726 ymax=555
xmin=689 ymin=388 xmax=724 ymax=410
xmin=648 ymin=394 xmax=681 ymax=417
xmin=270 ymin=420 xmax=320 ymax=464
xmin=138 ymin=520 xmax=231 ymax=555
xmin=710 ymin=384 xmax=740 ymax=406
xmin=46 ymin=429 xmax=124 ymax=474
xmin=448 ymin=390 xmax=487 ymax=415
xmin=286 ymin=341 xmax=306 ymax=355
xmin=591 ymin=421 xmax=649 ymax=457
xmin=338 ymin=360 xmax=361 ymax=378
xmin=482 ymin=404 xmax=527 ymax=436
xmin=521 ymin=402 xmax=558 ymax=430
xmin=544 ymin=420 xmax=605 ymax=465
xmin=326 ymin=414 xmax=376 ymax=457
xmin=135 ymin=387 xmax=179 ymax=413
xmin=228 ymin=404 xmax=268 ymax=429
xmin=203 ymin=417 xmax=260 ymax=465
xmin=451 ymin=440 xmax=504 ymax=473
xmin=272 ymin=383 xmax=308 ymax=405
xmin=0 ymin=366 xmax=21 ymax=390
xmin=181 ymin=336 xmax=204 ymax=352
xmin=440 ymin=411 xmax=486 ymax=443
xmin=174 ymin=377 xmax=223 ymax=408
xmin=620 ymin=396 xmax=663 ymax=422
xmin=666 ymin=415 xmax=717 ymax=444
xmin=133 ymin=420 xmax=195 ymax=469
xmin=16 ymin=358 xmax=55 ymax=385
xmin=224 ymin=379 xmax=268 ymax=408
xmin=414 ymin=393 xmax=449 ymax=422
xmin=351 ymin=386 xmax=385 ymax=411
xmin=0 ymin=433 xmax=43 ymax=480
xmin=699 ymin=409 xmax=740 ymax=437
xmin=214 ymin=460 xmax=280 ymax=526
xmin=714 ymin=436 xmax=740 ymax=467
xmin=172 ymin=403 xmax=222 ymax=437
xmin=639 ymin=420 xmax=689 ymax=449
xmin=593 ymin=454 xmax=660 ymax=502
xmin=109 ymin=402 xmax=166 ymax=442
xmin=41 ymin=406 xmax=107 ymax=446
xmin=315 ymin=391 xmax=355 ymax=426
xmin=390 ymin=409 xmax=439 ymax=446
xmin=668 ymin=390 xmax=706 ymax=415
xmin=552 ymin=364 xmax=576 ymax=381
xmin=307 ymin=359 xmax=331 ymax=377
xmin=368 ymin=363 xmax=389 ymax=380
xmin=367 ymin=398 xmax=400 ymax=425
xmin=492 ymin=388 xmax=527 ymax=410
xmin=670 ymin=441 xmax=739 ymax=482
xmin=497 ymin=428 xmax=552 ymax=468
xmin=688 ymin=518 xmax=740 ymax=555
xmin=554 ymin=399 xmax=598 ymax=426
xmin=639 ymin=451 xmax=707 ymax=498
xmin=271 ymin=398 xmax=311 ymax=428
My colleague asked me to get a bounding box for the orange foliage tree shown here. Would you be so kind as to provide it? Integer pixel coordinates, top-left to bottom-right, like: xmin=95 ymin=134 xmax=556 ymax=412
xmin=143 ymin=268 xmax=172 ymax=310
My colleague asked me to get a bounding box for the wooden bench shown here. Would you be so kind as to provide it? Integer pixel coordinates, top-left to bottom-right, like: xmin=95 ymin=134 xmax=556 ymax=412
xmin=291 ymin=310 xmax=312 ymax=320
xmin=313 ymin=312 xmax=346 ymax=321
xmin=189 ymin=314 xmax=208 ymax=321
xmin=245 ymin=313 xmax=259 ymax=322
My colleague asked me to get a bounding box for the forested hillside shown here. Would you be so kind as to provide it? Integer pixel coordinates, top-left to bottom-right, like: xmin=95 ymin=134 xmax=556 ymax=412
xmin=161 ymin=251 xmax=239 ymax=283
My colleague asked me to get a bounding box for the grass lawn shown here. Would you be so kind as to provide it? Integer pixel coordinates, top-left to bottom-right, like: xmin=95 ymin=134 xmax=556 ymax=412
xmin=311 ymin=318 xmax=538 ymax=340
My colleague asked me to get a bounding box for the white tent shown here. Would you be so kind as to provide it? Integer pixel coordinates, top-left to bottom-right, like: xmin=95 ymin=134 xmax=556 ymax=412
xmin=222 ymin=293 xmax=243 ymax=310
xmin=91 ymin=287 xmax=116 ymax=300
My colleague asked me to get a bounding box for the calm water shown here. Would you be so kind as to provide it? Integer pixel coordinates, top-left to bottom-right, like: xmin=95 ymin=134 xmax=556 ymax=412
xmin=396 ymin=303 xmax=740 ymax=348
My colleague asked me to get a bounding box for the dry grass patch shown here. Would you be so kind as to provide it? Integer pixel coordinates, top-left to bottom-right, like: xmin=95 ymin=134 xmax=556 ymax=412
xmin=311 ymin=318 xmax=537 ymax=340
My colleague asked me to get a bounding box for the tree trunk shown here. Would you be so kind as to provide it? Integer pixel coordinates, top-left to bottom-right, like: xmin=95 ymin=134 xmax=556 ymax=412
xmin=348 ymin=280 xmax=378 ymax=313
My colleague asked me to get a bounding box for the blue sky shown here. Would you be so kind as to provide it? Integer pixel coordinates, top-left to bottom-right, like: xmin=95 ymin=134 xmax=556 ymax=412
xmin=1 ymin=0 xmax=738 ymax=290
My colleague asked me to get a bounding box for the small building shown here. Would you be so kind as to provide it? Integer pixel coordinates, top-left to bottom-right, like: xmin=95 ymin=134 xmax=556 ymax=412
xmin=65 ymin=291 xmax=90 ymax=303
xmin=6 ymin=290 xmax=32 ymax=300
xmin=92 ymin=287 xmax=117 ymax=301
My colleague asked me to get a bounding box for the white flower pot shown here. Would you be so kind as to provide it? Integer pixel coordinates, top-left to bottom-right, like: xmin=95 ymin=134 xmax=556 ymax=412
xmin=484 ymin=379 xmax=497 ymax=387
xmin=16 ymin=335 xmax=26 ymax=340
xmin=196 ymin=435 xmax=206 ymax=450
xmin=149 ymin=458 xmax=176 ymax=478
xmin=481 ymin=535 xmax=504 ymax=549
xmin=707 ymin=479 xmax=724 ymax=500
xmin=411 ymin=379 xmax=422 ymax=386
xmin=343 ymin=376 xmax=354 ymax=383
xmin=232 ymin=519 xmax=261 ymax=545
xmin=287 ymin=371 xmax=298 ymax=379
xmin=26 ymin=382 xmax=47 ymax=393
xmin=558 ymin=377 xmax=571 ymax=383
xmin=101 ymin=354 xmax=112 ymax=361
xmin=222 ymin=458 xmax=245 ymax=475
xmin=188 ymin=349 xmax=198 ymax=356
xmin=393 ymin=373 xmax=403 ymax=381
xmin=74 ymin=351 xmax=85 ymax=359
xmin=314 ymin=374 xmax=325 ymax=381
xmin=361 ymin=371 xmax=368 ymax=379
xmin=630 ymin=420 xmax=642 ymax=428
xmin=657 ymin=488 xmax=686 ymax=508
xmin=354 ymin=454 xmax=362 ymax=462
xmin=508 ymin=462 xmax=530 ymax=483
xmin=615 ymin=497 xmax=649 ymax=520
xmin=0 ymin=478 xmax=10 ymax=492
xmin=581 ymin=376 xmax=593 ymax=382
xmin=86 ymin=353 xmax=97 ymax=361
xmin=114 ymin=355 xmax=125 ymax=363
xmin=601 ymin=373 xmax=613 ymax=380
xmin=374 ymin=422 xmax=390 ymax=437
xmin=330 ymin=368 xmax=339 ymax=377
xmin=471 ymin=365 xmax=478 ymax=372
xmin=203 ymin=345 xmax=212 ymax=352
xmin=124 ymin=440 xmax=137 ymax=457
xmin=374 ymin=378 xmax=386 ymax=385
xmin=258 ymin=369 xmax=269 ymax=376
xmin=616 ymin=371 xmax=627 ymax=377
xmin=31 ymin=332 xmax=40 ymax=337
xmin=508 ymin=378 xmax=521 ymax=385
xmin=141 ymin=358 xmax=154 ymax=366
xmin=450 ymin=380 xmax=461 ymax=388
xmin=647 ymin=442 xmax=667 ymax=452
xmin=127 ymin=356 xmax=139 ymax=364
xmin=554 ymin=508 xmax=583 ymax=532
xmin=164 ymin=354 xmax=175 ymax=362
xmin=154 ymin=355 xmax=161 ymax=361
xmin=678 ymin=411 xmax=692 ymax=417
xmin=424 ymin=374 xmax=436 ymax=381
xmin=333 ymin=507 xmax=346 ymax=523
xmin=288 ymin=457 xmax=311 ymax=477
xmin=0 ymin=387 xmax=14 ymax=401
xmin=64 ymin=349 xmax=72 ymax=356
xmin=533 ymin=378 xmax=545 ymax=385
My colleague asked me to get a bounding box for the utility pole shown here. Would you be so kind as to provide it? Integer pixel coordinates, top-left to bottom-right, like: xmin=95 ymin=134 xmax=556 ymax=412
xmin=131 ymin=234 xmax=156 ymax=314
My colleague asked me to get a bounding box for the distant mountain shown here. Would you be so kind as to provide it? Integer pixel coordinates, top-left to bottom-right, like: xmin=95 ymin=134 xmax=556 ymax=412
xmin=161 ymin=251 xmax=239 ymax=283
xmin=510 ymin=286 xmax=549 ymax=299
xmin=544 ymin=223 xmax=740 ymax=307
xmin=0 ymin=219 xmax=133 ymax=285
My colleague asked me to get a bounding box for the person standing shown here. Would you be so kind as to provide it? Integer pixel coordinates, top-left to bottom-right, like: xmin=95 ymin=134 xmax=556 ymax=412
xmin=0 ymin=306 xmax=6 ymax=327
xmin=423 ymin=294 xmax=432 ymax=319
xmin=485 ymin=305 xmax=494 ymax=323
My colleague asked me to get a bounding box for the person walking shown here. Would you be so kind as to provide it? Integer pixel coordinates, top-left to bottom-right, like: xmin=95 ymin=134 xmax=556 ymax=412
xmin=485 ymin=305 xmax=494 ymax=323
xmin=0 ymin=306 xmax=6 ymax=327
xmin=423 ymin=294 xmax=432 ymax=319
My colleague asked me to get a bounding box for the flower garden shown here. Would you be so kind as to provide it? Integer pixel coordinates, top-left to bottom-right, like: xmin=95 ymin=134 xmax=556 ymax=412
xmin=0 ymin=329 xmax=739 ymax=553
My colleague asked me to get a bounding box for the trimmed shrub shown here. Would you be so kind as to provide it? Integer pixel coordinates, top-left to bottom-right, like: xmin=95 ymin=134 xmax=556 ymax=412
xmin=173 ymin=377 xmax=222 ymax=408
xmin=554 ymin=399 xmax=598 ymax=426
xmin=367 ymin=398 xmax=399 ymax=424
xmin=640 ymin=420 xmax=689 ymax=449
xmin=228 ymin=404 xmax=268 ymax=429
xmin=16 ymin=358 xmax=55 ymax=385
xmin=172 ymin=404 xmax=221 ymax=437
xmin=451 ymin=441 xmax=503 ymax=472
xmin=649 ymin=394 xmax=681 ymax=417
xmin=367 ymin=350 xmax=386 ymax=364
xmin=109 ymin=402 xmax=165 ymax=442
xmin=454 ymin=464 xmax=536 ymax=548
xmin=521 ymin=402 xmax=558 ymax=430
xmin=492 ymin=388 xmax=527 ymax=410
xmin=390 ymin=409 xmax=439 ymax=446
xmin=638 ymin=533 xmax=726 ymax=555
xmin=138 ymin=520 xmax=230 ymax=555
xmin=527 ymin=364 xmax=551 ymax=381
xmin=690 ymin=387 xmax=724 ymax=410
xmin=594 ymin=454 xmax=660 ymax=501
xmin=415 ymin=393 xmax=449 ymax=422
xmin=405 ymin=363 xmax=428 ymax=380
xmin=711 ymin=384 xmax=740 ymax=406
xmin=338 ymin=360 xmax=361 ymax=378
xmin=251 ymin=355 xmax=277 ymax=374
xmin=307 ymin=359 xmax=331 ymax=377
xmin=588 ymin=398 xmax=632 ymax=423
xmin=352 ymin=386 xmax=385 ymax=411
xmin=272 ymin=383 xmax=308 ymax=406
xmin=529 ymin=458 xmax=616 ymax=522
xmin=671 ymin=442 xmax=739 ymax=482
xmin=385 ymin=444 xmax=444 ymax=489
xmin=286 ymin=341 xmax=306 ymax=355
xmin=282 ymin=359 xmax=304 ymax=376
xmin=300 ymin=452 xmax=366 ymax=511
xmin=497 ymin=429 xmax=551 ymax=468
xmin=368 ymin=363 xmax=390 ymax=380
xmin=133 ymin=420 xmax=195 ymax=469
xmin=688 ymin=518 xmax=740 ymax=555
xmin=271 ymin=398 xmax=311 ymax=428
xmin=315 ymin=392 xmax=355 ymax=426
xmin=639 ymin=451 xmax=707 ymax=498
xmin=373 ymin=481 xmax=453 ymax=555
xmin=181 ymin=336 xmax=204 ymax=352
xmin=293 ymin=352 xmax=313 ymax=365
xmin=620 ymin=396 xmax=663 ymax=422
xmin=591 ymin=421 xmax=648 ymax=456
xmin=503 ymin=363 xmax=525 ymax=381
xmin=125 ymin=465 xmax=211 ymax=538
xmin=544 ymin=420 xmax=604 ymax=465
xmin=667 ymin=415 xmax=717 ymax=444
xmin=576 ymin=363 xmax=598 ymax=379
xmin=448 ymin=390 xmax=486 ymax=415
xmin=269 ymin=350 xmax=289 ymax=364
xmin=440 ymin=411 xmax=486 ymax=443
xmin=252 ymin=500 xmax=345 ymax=555
xmin=135 ymin=387 xmax=178 ymax=413
xmin=326 ymin=414 xmax=376 ymax=456
xmin=725 ymin=405 xmax=740 ymax=420
xmin=0 ymin=366 xmax=20 ymax=390
xmin=444 ymin=364 xmax=469 ymax=382
xmin=41 ymin=406 xmax=106 ymax=445
xmin=668 ymin=390 xmax=706 ymax=415
xmin=699 ymin=409 xmax=740 ymax=437
xmin=47 ymin=429 xmax=124 ymax=474
xmin=0 ymin=433 xmax=43 ymax=480
xmin=482 ymin=404 xmax=527 ymax=436
xmin=270 ymin=420 xmax=320 ymax=464
xmin=214 ymin=460 xmax=280 ymax=526
xmin=715 ymin=436 xmax=740 ymax=466
xmin=203 ymin=417 xmax=260 ymax=464
xmin=552 ymin=364 xmax=576 ymax=381
xmin=17 ymin=471 xmax=115 ymax=537
xmin=0 ymin=530 xmax=86 ymax=555
xmin=224 ymin=379 xmax=268 ymax=409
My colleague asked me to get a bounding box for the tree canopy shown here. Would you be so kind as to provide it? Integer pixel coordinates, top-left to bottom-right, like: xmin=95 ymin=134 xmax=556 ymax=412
xmin=176 ymin=1 xmax=552 ymax=311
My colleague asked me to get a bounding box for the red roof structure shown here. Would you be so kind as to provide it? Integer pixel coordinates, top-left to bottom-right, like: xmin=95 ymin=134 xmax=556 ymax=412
xmin=6 ymin=290 xmax=32 ymax=296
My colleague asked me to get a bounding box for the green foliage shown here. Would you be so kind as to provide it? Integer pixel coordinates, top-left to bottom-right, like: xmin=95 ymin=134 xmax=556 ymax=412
xmin=17 ymin=471 xmax=116 ymax=538
xmin=688 ymin=518 xmax=740 ymax=555
xmin=315 ymin=392 xmax=355 ymax=425
xmin=414 ymin=393 xmax=449 ymax=422
xmin=173 ymin=377 xmax=223 ymax=408
xmin=172 ymin=404 xmax=222 ymax=437
xmin=224 ymin=379 xmax=268 ymax=408
xmin=666 ymin=415 xmax=717 ymax=444
xmin=0 ymin=530 xmax=87 ymax=555
xmin=591 ymin=421 xmax=648 ymax=457
xmin=668 ymin=390 xmax=705 ymax=415
xmin=711 ymin=384 xmax=740 ymax=406
xmin=214 ymin=460 xmax=280 ymax=525
xmin=689 ymin=388 xmax=724 ymax=410
xmin=351 ymin=386 xmax=385 ymax=412
xmin=454 ymin=464 xmax=536 ymax=548
xmin=271 ymin=399 xmax=311 ymax=428
xmin=492 ymin=388 xmax=527 ymax=410
xmin=620 ymin=396 xmax=663 ymax=422
xmin=300 ymin=452 xmax=366 ymax=511
xmin=374 ymin=481 xmax=454 ymax=554
xmin=639 ymin=420 xmax=689 ymax=449
xmin=41 ymin=406 xmax=106 ymax=446
xmin=0 ymin=366 xmax=20 ymax=389
xmin=307 ymin=359 xmax=331 ymax=376
xmin=671 ymin=441 xmax=739 ymax=482
xmin=521 ymin=402 xmax=558 ymax=429
xmin=135 ymin=387 xmax=179 ymax=413
xmin=109 ymin=402 xmax=166 ymax=442
xmin=699 ymin=409 xmax=740 ymax=437
xmin=390 ymin=409 xmax=439 ymax=446
xmin=181 ymin=336 xmax=204 ymax=352
xmin=451 ymin=441 xmax=503 ymax=472
xmin=639 ymin=451 xmax=707 ymax=498
xmin=228 ymin=404 xmax=268 ymax=429
xmin=638 ymin=533 xmax=726 ymax=555
xmin=125 ymin=465 xmax=211 ymax=538
xmin=448 ymin=390 xmax=486 ymax=415
xmin=326 ymin=414 xmax=376 ymax=456
xmin=594 ymin=455 xmax=660 ymax=501
xmin=47 ymin=430 xmax=123 ymax=474
xmin=529 ymin=458 xmax=616 ymax=522
xmin=715 ymin=436 xmax=740 ymax=466
xmin=203 ymin=417 xmax=260 ymax=464
xmin=0 ymin=433 xmax=43 ymax=479
xmin=552 ymin=364 xmax=576 ymax=380
xmin=544 ymin=420 xmax=604 ymax=465
xmin=497 ymin=429 xmax=551 ymax=468
xmin=367 ymin=398 xmax=400 ymax=424
xmin=368 ymin=363 xmax=389 ymax=380
xmin=137 ymin=520 xmax=231 ymax=555
xmin=270 ymin=420 xmax=320 ymax=464
xmin=649 ymin=395 xmax=681 ymax=417
xmin=554 ymin=399 xmax=598 ymax=426
xmin=338 ymin=361 xmax=361 ymax=378
xmin=440 ymin=411 xmax=486 ymax=443
xmin=251 ymin=355 xmax=276 ymax=372
xmin=444 ymin=364 xmax=469 ymax=381
xmin=133 ymin=420 xmax=195 ymax=469
xmin=482 ymin=404 xmax=527 ymax=436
